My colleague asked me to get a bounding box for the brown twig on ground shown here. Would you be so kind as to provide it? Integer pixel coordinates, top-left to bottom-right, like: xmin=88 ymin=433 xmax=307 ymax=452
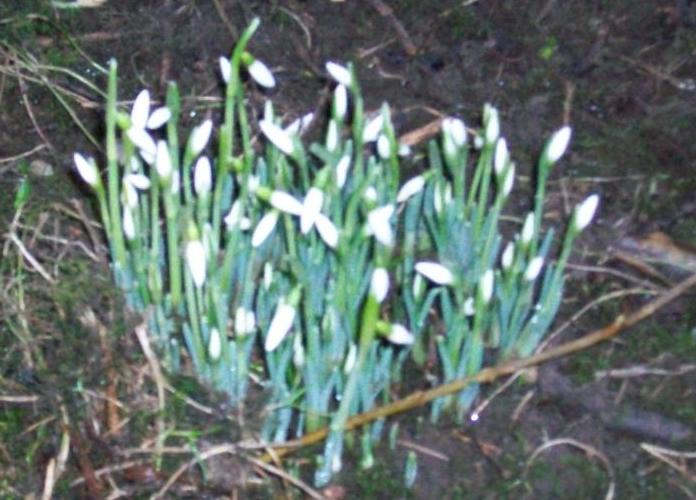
xmin=366 ymin=0 xmax=417 ymax=56
xmin=261 ymin=271 xmax=696 ymax=461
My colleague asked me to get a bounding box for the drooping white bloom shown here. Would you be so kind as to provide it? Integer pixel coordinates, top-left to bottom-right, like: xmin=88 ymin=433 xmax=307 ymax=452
xmin=521 ymin=212 xmax=535 ymax=245
xmin=194 ymin=156 xmax=212 ymax=196
xmin=130 ymin=90 xmax=150 ymax=130
xmin=208 ymin=328 xmax=221 ymax=360
xmin=363 ymin=114 xmax=384 ymax=143
xmin=397 ymin=175 xmax=426 ymax=203
xmin=127 ymin=126 xmax=157 ymax=160
xmin=501 ymin=162 xmax=515 ymax=197
xmin=415 ymin=261 xmax=454 ymax=286
xmin=219 ymin=56 xmax=231 ymax=84
xmin=122 ymin=207 xmax=136 ymax=241
xmin=326 ymin=120 xmax=339 ymax=152
xmin=442 ymin=117 xmax=467 ymax=147
xmin=366 ymin=204 xmax=395 ymax=246
xmin=524 ymin=256 xmax=544 ymax=281
xmin=190 ymin=119 xmax=213 ymax=157
xmin=387 ymin=324 xmax=414 ymax=345
xmin=235 ymin=307 xmax=256 ymax=336
xmin=370 ymin=267 xmax=390 ymax=303
xmin=501 ymin=241 xmax=515 ymax=270
xmin=74 ymin=153 xmax=99 ymax=187
xmin=248 ymin=59 xmax=276 ymax=88
xmin=259 ymin=120 xmax=294 ymax=155
xmin=484 ymin=104 xmax=500 ymax=144
xmin=155 ymin=140 xmax=172 ymax=181
xmin=185 ymin=239 xmax=207 ymax=288
xmin=326 ymin=61 xmax=352 ymax=87
xmin=377 ymin=134 xmax=391 ymax=159
xmin=300 ymin=187 xmax=324 ymax=233
xmin=573 ymin=194 xmax=599 ymax=232
xmin=251 ymin=210 xmax=279 ymax=247
xmin=463 ymin=297 xmax=475 ymax=316
xmin=265 ymin=301 xmax=296 ymax=351
xmin=333 ymin=84 xmax=348 ymax=120
xmin=478 ymin=269 xmax=494 ymax=304
xmin=494 ymin=138 xmax=509 ymax=176
xmin=335 ymin=154 xmax=351 ymax=188
xmin=545 ymin=125 xmax=572 ymax=163
xmin=146 ymin=107 xmax=171 ymax=129
xmin=270 ymin=190 xmax=304 ymax=216
xmin=343 ymin=343 xmax=357 ymax=374
xmin=124 ymin=173 xmax=151 ymax=190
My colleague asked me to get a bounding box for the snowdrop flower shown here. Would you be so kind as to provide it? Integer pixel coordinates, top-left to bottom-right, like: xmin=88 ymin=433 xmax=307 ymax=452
xmin=335 ymin=154 xmax=351 ymax=189
xmin=194 ymin=156 xmax=212 ymax=196
xmin=224 ymin=200 xmax=243 ymax=229
xmin=252 ymin=210 xmax=279 ymax=247
xmin=333 ymin=84 xmax=348 ymax=121
xmin=386 ymin=324 xmax=414 ymax=345
xmin=185 ymin=238 xmax=207 ymax=288
xmin=544 ymin=125 xmax=572 ymax=164
xmin=235 ymin=307 xmax=256 ymax=336
xmin=397 ymin=175 xmax=426 ymax=203
xmin=122 ymin=207 xmax=136 ymax=241
xmin=127 ymin=126 xmax=157 ymax=162
xmin=501 ymin=162 xmax=515 ymax=198
xmin=269 ymin=190 xmax=304 ymax=215
xmin=433 ymin=181 xmax=452 ymax=214
xmin=126 ymin=90 xmax=169 ymax=161
xmin=155 ymin=140 xmax=172 ymax=181
xmin=265 ymin=301 xmax=296 ymax=351
xmin=494 ymin=138 xmax=509 ymax=176
xmin=501 ymin=241 xmax=515 ymax=270
xmin=326 ymin=120 xmax=339 ymax=152
xmin=285 ymin=112 xmax=314 ymax=136
xmin=121 ymin=178 xmax=139 ymax=209
xmin=478 ymin=269 xmax=494 ymax=304
xmin=377 ymin=134 xmax=391 ymax=159
xmin=524 ymin=256 xmax=544 ymax=281
xmin=74 ymin=153 xmax=99 ymax=187
xmin=259 ymin=119 xmax=294 ymax=155
xmin=363 ymin=186 xmax=378 ymax=202
xmin=292 ymin=333 xmax=305 ymax=368
xmin=484 ymin=103 xmax=500 ymax=144
xmin=146 ymin=107 xmax=172 ymax=130
xmin=219 ymin=56 xmax=231 ymax=84
xmin=170 ymin=170 xmax=180 ymax=195
xmin=130 ymin=90 xmax=151 ymax=130
xmin=247 ymin=58 xmax=276 ymax=88
xmin=572 ymin=194 xmax=599 ymax=233
xmin=343 ymin=343 xmax=357 ymax=374
xmin=520 ymin=212 xmax=535 ymax=246
xmin=370 ymin=267 xmax=390 ymax=303
xmin=299 ymin=188 xmax=339 ymax=248
xmin=442 ymin=117 xmax=467 ymax=147
xmin=208 ymin=328 xmax=222 ymax=361
xmin=363 ymin=114 xmax=384 ymax=143
xmin=124 ymin=173 xmax=151 ymax=190
xmin=464 ymin=297 xmax=475 ymax=316
xmin=415 ymin=261 xmax=454 ymax=286
xmin=398 ymin=143 xmax=412 ymax=157
xmin=326 ymin=61 xmax=352 ymax=87
xmin=366 ymin=204 xmax=395 ymax=246
xmin=189 ymin=119 xmax=213 ymax=157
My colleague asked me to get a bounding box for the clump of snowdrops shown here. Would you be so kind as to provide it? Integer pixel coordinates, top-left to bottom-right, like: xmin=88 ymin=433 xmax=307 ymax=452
xmin=74 ymin=19 xmax=598 ymax=486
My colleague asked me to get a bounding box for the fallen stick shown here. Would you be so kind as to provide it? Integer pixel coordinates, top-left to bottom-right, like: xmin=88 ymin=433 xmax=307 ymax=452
xmin=262 ymin=271 xmax=696 ymax=461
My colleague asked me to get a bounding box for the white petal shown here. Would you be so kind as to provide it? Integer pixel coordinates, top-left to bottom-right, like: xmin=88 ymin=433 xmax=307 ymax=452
xmin=194 ymin=156 xmax=212 ymax=196
xmin=494 ymin=138 xmax=508 ymax=176
xmin=524 ymin=256 xmax=544 ymax=281
xmin=396 ymin=175 xmax=425 ymax=203
xmin=185 ymin=239 xmax=207 ymax=288
xmin=335 ymin=154 xmax=351 ymax=188
xmin=127 ymin=127 xmax=157 ymax=158
xmin=443 ymin=117 xmax=467 ymax=147
xmin=363 ymin=114 xmax=384 ymax=143
xmin=285 ymin=112 xmax=314 ymax=136
xmin=224 ymin=200 xmax=243 ymax=229
xmin=270 ymin=190 xmax=304 ymax=216
xmin=122 ymin=178 xmax=139 ymax=209
xmin=265 ymin=303 xmax=296 ymax=351
xmin=387 ymin=324 xmax=414 ymax=345
xmin=501 ymin=241 xmax=515 ymax=270
xmin=333 ymin=84 xmax=348 ymax=120
xmin=363 ymin=186 xmax=378 ymax=202
xmin=464 ymin=297 xmax=475 ymax=316
xmin=252 ymin=211 xmax=279 ymax=247
xmin=315 ymin=214 xmax=339 ymax=248
xmin=146 ymin=107 xmax=171 ymax=129
xmin=573 ymin=194 xmax=599 ymax=232
xmin=521 ymin=212 xmax=535 ymax=245
xmin=263 ymin=262 xmax=274 ymax=290
xmin=415 ymin=261 xmax=454 ymax=285
xmin=326 ymin=61 xmax=352 ymax=87
xmin=546 ymin=125 xmax=572 ymax=163
xmin=74 ymin=153 xmax=99 ymax=187
xmin=170 ymin=169 xmax=180 ymax=194
xmin=130 ymin=90 xmax=150 ymax=130
xmin=235 ymin=307 xmax=256 ymax=336
xmin=208 ymin=328 xmax=221 ymax=360
xmin=377 ymin=133 xmax=391 ymax=159
xmin=190 ymin=120 xmax=213 ymax=157
xmin=484 ymin=104 xmax=500 ymax=144
xmin=219 ymin=56 xmax=231 ymax=83
xmin=501 ymin=162 xmax=515 ymax=197
xmin=478 ymin=269 xmax=494 ymax=304
xmin=326 ymin=120 xmax=339 ymax=152
xmin=125 ymin=173 xmax=151 ymax=190
xmin=155 ymin=140 xmax=172 ymax=180
xmin=260 ymin=120 xmax=294 ymax=155
xmin=292 ymin=333 xmax=305 ymax=368
xmin=122 ymin=207 xmax=136 ymax=241
xmin=343 ymin=343 xmax=357 ymax=374
xmin=248 ymin=59 xmax=276 ymax=88
xmin=300 ymin=187 xmax=323 ymax=233
xmin=367 ymin=205 xmax=394 ymax=246
xmin=370 ymin=267 xmax=390 ymax=303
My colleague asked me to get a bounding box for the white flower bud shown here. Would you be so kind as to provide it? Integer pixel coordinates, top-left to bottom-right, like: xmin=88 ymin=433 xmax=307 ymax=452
xmin=326 ymin=120 xmax=339 ymax=152
xmin=377 ymin=133 xmax=391 ymax=159
xmin=464 ymin=297 xmax=475 ymax=316
xmin=396 ymin=175 xmax=425 ymax=203
xmin=248 ymin=59 xmax=276 ymax=88
xmin=524 ymin=256 xmax=544 ymax=281
xmin=219 ymin=56 xmax=231 ymax=84
xmin=521 ymin=212 xmax=535 ymax=245
xmin=74 ymin=153 xmax=99 ymax=187
xmin=501 ymin=241 xmax=515 ymax=270
xmin=494 ymin=137 xmax=508 ymax=176
xmin=484 ymin=104 xmax=500 ymax=144
xmin=478 ymin=269 xmax=494 ymax=304
xmin=501 ymin=162 xmax=515 ymax=197
xmin=335 ymin=154 xmax=351 ymax=188
xmin=251 ymin=211 xmax=279 ymax=247
xmin=146 ymin=107 xmax=171 ymax=129
xmin=545 ymin=125 xmax=572 ymax=163
xmin=155 ymin=140 xmax=172 ymax=181
xmin=326 ymin=61 xmax=352 ymax=87
xmin=265 ymin=302 xmax=296 ymax=351
xmin=414 ymin=261 xmax=454 ymax=286
xmin=190 ymin=119 xmax=213 ymax=157
xmin=343 ymin=343 xmax=357 ymax=374
xmin=370 ymin=267 xmax=390 ymax=303
xmin=573 ymin=194 xmax=599 ymax=233
xmin=208 ymin=328 xmax=221 ymax=361
xmin=194 ymin=156 xmax=212 ymax=196
xmin=387 ymin=324 xmax=414 ymax=345
xmin=185 ymin=239 xmax=207 ymax=288
xmin=363 ymin=114 xmax=384 ymax=143
xmin=333 ymin=84 xmax=348 ymax=121
xmin=259 ymin=120 xmax=294 ymax=155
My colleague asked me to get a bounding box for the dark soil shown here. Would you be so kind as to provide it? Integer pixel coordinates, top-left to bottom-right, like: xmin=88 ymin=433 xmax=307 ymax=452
xmin=1 ymin=1 xmax=695 ymax=498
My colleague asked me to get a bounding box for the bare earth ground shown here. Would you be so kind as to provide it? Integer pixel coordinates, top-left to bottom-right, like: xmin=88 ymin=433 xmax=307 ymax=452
xmin=1 ymin=1 xmax=695 ymax=498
